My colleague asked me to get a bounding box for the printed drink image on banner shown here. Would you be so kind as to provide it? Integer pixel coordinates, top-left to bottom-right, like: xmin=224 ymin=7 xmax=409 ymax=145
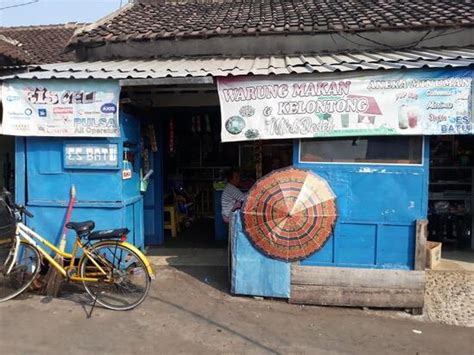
xmin=241 ymin=167 xmax=337 ymax=262
xmin=217 ymin=68 xmax=472 ymax=142
xmin=1 ymin=80 xmax=120 ymax=137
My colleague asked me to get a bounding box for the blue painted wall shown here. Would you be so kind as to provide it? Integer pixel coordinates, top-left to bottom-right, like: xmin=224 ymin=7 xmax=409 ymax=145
xmin=293 ymin=137 xmax=429 ymax=270
xmin=15 ymin=112 xmax=145 ymax=251
xmin=231 ymin=212 xmax=291 ymax=298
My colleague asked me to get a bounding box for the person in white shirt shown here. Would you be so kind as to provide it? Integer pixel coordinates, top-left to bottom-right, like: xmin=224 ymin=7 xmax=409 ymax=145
xmin=221 ymin=169 xmax=246 ymax=223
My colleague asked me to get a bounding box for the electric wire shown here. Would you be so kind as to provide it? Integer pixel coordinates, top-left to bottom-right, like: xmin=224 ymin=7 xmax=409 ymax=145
xmin=0 ymin=0 xmax=39 ymax=11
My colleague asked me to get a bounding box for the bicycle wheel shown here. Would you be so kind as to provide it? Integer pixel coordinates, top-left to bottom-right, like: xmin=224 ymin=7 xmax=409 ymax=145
xmin=80 ymin=242 xmax=150 ymax=311
xmin=0 ymin=241 xmax=41 ymax=302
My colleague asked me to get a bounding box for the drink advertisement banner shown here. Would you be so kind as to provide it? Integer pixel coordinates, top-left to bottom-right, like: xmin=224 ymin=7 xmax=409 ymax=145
xmin=1 ymin=80 xmax=120 ymax=137
xmin=218 ymin=69 xmax=472 ymax=142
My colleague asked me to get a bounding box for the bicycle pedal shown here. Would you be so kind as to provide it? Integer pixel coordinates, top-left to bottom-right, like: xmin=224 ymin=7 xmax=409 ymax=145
xmin=30 ymin=278 xmax=43 ymax=290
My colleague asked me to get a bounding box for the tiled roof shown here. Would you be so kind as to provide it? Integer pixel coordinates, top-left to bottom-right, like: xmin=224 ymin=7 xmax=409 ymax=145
xmin=5 ymin=46 xmax=473 ymax=80
xmin=70 ymin=0 xmax=474 ymax=45
xmin=0 ymin=35 xmax=33 ymax=64
xmin=0 ymin=23 xmax=84 ymax=64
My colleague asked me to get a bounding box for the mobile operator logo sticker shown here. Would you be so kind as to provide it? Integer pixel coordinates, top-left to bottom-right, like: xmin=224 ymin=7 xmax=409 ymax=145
xmin=101 ymin=103 xmax=117 ymax=114
xmin=38 ymin=108 xmax=47 ymax=117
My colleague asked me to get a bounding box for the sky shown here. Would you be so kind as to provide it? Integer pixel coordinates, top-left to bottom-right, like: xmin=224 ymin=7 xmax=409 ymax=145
xmin=0 ymin=0 xmax=124 ymax=27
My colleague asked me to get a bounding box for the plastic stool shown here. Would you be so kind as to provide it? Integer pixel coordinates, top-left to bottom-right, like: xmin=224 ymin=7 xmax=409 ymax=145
xmin=164 ymin=205 xmax=179 ymax=238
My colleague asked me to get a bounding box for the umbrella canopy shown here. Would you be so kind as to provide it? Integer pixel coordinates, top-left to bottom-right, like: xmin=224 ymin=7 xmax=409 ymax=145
xmin=241 ymin=167 xmax=337 ymax=262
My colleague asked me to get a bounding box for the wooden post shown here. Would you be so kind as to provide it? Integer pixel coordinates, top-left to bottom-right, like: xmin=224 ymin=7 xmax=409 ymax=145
xmin=414 ymin=220 xmax=428 ymax=271
xmin=413 ymin=219 xmax=428 ymax=315
xmin=290 ymin=265 xmax=426 ymax=308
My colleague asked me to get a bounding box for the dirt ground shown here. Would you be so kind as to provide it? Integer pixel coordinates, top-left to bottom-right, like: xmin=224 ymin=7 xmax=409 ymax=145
xmin=1 ymin=266 xmax=473 ymax=355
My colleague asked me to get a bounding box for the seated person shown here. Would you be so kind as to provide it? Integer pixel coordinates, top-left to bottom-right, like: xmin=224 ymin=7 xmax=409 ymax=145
xmin=221 ymin=169 xmax=246 ymax=223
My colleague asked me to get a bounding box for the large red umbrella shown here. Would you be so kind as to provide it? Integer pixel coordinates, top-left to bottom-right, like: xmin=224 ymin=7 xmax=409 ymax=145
xmin=241 ymin=167 xmax=337 ymax=262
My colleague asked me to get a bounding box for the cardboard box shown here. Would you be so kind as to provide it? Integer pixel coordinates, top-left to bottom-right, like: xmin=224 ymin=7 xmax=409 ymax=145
xmin=426 ymin=241 xmax=442 ymax=269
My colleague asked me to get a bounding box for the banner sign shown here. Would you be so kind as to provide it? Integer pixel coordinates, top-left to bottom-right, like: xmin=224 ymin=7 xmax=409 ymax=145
xmin=218 ymin=69 xmax=472 ymax=142
xmin=1 ymin=80 xmax=120 ymax=137
xmin=64 ymin=143 xmax=119 ymax=169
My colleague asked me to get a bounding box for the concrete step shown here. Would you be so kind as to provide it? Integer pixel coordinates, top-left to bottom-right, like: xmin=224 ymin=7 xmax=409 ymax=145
xmin=146 ymin=247 xmax=228 ymax=266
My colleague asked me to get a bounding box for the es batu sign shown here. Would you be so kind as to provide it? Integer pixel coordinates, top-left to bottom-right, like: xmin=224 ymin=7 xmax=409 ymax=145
xmin=1 ymin=80 xmax=121 ymax=137
xmin=64 ymin=143 xmax=119 ymax=169
xmin=217 ymin=68 xmax=472 ymax=142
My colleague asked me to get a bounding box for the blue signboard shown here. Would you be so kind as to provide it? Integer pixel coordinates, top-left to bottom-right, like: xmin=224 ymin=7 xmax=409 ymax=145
xmin=64 ymin=142 xmax=119 ymax=169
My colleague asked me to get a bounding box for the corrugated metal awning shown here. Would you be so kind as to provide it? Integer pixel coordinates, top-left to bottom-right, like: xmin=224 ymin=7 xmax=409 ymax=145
xmin=3 ymin=47 xmax=473 ymax=81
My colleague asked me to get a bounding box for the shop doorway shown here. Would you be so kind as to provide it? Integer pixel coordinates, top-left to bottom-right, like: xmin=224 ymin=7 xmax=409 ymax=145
xmin=0 ymin=135 xmax=14 ymax=192
xmin=146 ymin=106 xmax=292 ymax=248
xmin=428 ymin=136 xmax=474 ymax=268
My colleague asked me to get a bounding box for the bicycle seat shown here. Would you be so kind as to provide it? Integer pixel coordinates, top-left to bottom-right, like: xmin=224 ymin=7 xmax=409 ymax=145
xmin=88 ymin=228 xmax=130 ymax=241
xmin=66 ymin=221 xmax=95 ymax=235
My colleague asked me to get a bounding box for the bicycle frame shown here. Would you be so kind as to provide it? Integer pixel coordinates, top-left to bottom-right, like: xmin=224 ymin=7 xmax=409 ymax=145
xmin=15 ymin=222 xmax=108 ymax=282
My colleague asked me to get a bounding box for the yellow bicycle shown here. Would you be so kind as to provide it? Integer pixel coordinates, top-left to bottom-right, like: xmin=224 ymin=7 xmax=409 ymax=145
xmin=0 ymin=190 xmax=153 ymax=310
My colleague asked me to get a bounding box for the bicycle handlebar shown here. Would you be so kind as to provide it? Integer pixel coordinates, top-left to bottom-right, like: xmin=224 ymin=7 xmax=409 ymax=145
xmin=15 ymin=204 xmax=34 ymax=218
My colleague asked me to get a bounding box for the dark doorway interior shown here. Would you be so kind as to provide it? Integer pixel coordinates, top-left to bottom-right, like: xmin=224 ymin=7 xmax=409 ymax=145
xmin=0 ymin=135 xmax=15 ymax=192
xmin=428 ymin=136 xmax=474 ymax=251
xmin=156 ymin=106 xmax=293 ymax=248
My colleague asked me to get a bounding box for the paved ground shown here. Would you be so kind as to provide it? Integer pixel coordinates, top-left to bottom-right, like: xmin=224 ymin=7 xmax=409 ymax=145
xmin=434 ymin=249 xmax=474 ymax=272
xmin=1 ymin=266 xmax=473 ymax=355
xmin=425 ymin=270 xmax=474 ymax=327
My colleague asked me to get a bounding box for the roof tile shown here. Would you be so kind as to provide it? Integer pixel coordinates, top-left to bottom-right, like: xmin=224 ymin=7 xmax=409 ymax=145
xmin=0 ymin=23 xmax=84 ymax=64
xmin=70 ymin=1 xmax=474 ymax=46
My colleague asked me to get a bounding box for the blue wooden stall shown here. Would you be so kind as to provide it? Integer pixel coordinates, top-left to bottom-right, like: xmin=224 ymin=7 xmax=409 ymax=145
xmin=294 ymin=137 xmax=429 ymax=271
xmin=15 ymin=112 xmax=145 ymax=251
xmin=231 ymin=137 xmax=429 ymax=299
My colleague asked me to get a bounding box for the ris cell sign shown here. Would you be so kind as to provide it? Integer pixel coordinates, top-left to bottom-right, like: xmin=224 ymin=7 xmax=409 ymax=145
xmin=1 ymin=80 xmax=120 ymax=137
xmin=217 ymin=68 xmax=473 ymax=142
